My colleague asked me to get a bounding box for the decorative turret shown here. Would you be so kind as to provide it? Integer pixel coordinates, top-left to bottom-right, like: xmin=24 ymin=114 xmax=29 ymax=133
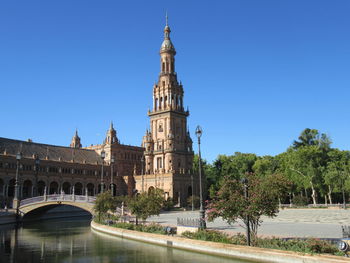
xmin=70 ymin=129 xmax=82 ymax=148
xmin=105 ymin=121 xmax=118 ymax=144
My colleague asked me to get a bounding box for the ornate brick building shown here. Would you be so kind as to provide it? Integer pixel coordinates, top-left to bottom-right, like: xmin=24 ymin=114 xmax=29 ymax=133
xmin=135 ymin=18 xmax=197 ymax=205
xmin=0 ymin=18 xmax=197 ymax=207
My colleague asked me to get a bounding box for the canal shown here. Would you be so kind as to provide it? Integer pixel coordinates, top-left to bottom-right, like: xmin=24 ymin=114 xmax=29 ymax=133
xmin=0 ymin=217 xmax=253 ymax=263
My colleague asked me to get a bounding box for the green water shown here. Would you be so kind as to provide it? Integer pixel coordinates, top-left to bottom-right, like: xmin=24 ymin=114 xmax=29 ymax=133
xmin=0 ymin=218 xmax=252 ymax=263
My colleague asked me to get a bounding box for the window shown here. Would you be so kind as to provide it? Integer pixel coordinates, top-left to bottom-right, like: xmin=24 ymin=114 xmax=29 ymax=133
xmin=157 ymin=157 xmax=162 ymax=169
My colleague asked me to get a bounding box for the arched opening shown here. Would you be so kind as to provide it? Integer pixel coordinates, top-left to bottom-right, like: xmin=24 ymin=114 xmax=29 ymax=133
xmin=187 ymin=186 xmax=192 ymax=198
xmin=49 ymin=182 xmax=58 ymax=195
xmin=164 ymin=96 xmax=167 ymax=108
xmin=62 ymin=182 xmax=71 ymax=194
xmin=148 ymin=186 xmax=155 ymax=194
xmin=0 ymin=178 xmax=4 ymax=196
xmin=22 ymin=180 xmax=33 ymax=198
xmin=74 ymin=182 xmax=83 ymax=195
xmin=98 ymin=184 xmax=104 ymax=194
xmin=162 ymin=62 xmax=165 ymax=72
xmin=38 ymin=181 xmax=46 ymax=196
xmin=86 ymin=183 xmax=94 ymax=196
xmin=110 ymin=184 xmax=116 ymax=196
xmin=8 ymin=179 xmax=15 ymax=197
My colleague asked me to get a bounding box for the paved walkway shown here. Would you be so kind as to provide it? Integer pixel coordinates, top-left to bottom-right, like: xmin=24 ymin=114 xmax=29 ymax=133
xmin=148 ymin=208 xmax=350 ymax=238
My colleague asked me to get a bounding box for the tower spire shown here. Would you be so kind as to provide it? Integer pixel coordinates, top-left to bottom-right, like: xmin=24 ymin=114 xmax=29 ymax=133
xmin=166 ymin=11 xmax=168 ymax=27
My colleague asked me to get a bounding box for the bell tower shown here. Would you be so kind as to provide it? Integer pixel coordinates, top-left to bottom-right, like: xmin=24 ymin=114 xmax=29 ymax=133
xmin=142 ymin=16 xmax=193 ymax=176
xmin=70 ymin=129 xmax=82 ymax=148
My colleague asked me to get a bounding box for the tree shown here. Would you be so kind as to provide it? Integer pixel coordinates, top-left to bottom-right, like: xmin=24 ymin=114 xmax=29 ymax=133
xmin=94 ymin=191 xmax=116 ymax=221
xmin=292 ymin=128 xmax=332 ymax=150
xmin=207 ymin=174 xmax=290 ymax=244
xmin=252 ymin=155 xmax=278 ymax=177
xmin=127 ymin=188 xmax=164 ymax=224
xmin=324 ymin=149 xmax=350 ymax=206
xmin=208 ymin=153 xmax=258 ymax=198
xmin=285 ymin=146 xmax=326 ymax=206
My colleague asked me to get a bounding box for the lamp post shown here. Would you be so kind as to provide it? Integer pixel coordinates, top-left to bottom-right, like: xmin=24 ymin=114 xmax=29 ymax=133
xmin=191 ymin=173 xmax=194 ymax=211
xmin=100 ymin=150 xmax=105 ymax=194
xmin=195 ymin=125 xmax=206 ymax=229
xmin=13 ymin=152 xmax=22 ymax=210
xmin=141 ymin=155 xmax=145 ymax=193
xmin=34 ymin=155 xmax=40 ymax=196
xmin=241 ymin=177 xmax=251 ymax=246
xmin=110 ymin=156 xmax=115 ymax=196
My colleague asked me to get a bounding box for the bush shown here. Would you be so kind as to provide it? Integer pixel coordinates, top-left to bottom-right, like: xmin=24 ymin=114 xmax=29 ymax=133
xmin=187 ymin=195 xmax=200 ymax=209
xmin=182 ymin=230 xmax=341 ymax=256
xmin=182 ymin=230 xmax=234 ymax=244
xmin=293 ymin=196 xmax=309 ymax=206
xmin=110 ymin=221 xmax=167 ymax=234
xmin=162 ymin=198 xmax=175 ymax=211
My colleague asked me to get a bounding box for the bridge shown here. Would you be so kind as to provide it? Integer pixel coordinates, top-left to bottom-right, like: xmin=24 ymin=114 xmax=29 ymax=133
xmin=18 ymin=194 xmax=96 ymax=217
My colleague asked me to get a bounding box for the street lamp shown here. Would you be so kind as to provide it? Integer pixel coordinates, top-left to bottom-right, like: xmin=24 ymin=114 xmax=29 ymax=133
xmin=13 ymin=152 xmax=22 ymax=210
xmin=100 ymin=150 xmax=105 ymax=194
xmin=110 ymin=156 xmax=115 ymax=196
xmin=195 ymin=125 xmax=206 ymax=229
xmin=34 ymin=155 xmax=40 ymax=196
xmin=241 ymin=177 xmax=251 ymax=246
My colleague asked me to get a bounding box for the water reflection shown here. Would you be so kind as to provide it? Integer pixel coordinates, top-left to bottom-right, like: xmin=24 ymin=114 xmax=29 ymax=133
xmin=0 ymin=218 xmax=252 ymax=263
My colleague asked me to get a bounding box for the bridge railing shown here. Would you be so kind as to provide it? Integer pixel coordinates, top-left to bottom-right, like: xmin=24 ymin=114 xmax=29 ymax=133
xmin=20 ymin=194 xmax=97 ymax=207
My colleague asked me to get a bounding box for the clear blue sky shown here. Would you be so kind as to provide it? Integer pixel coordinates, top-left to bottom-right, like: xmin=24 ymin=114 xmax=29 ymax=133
xmin=1 ymin=1 xmax=349 ymax=162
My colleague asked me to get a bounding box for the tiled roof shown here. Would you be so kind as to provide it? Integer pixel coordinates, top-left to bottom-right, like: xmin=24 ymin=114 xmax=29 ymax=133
xmin=0 ymin=137 xmax=102 ymax=164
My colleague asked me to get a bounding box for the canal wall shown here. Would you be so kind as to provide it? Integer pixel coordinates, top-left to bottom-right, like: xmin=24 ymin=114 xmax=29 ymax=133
xmin=91 ymin=221 xmax=348 ymax=263
xmin=0 ymin=212 xmax=16 ymax=225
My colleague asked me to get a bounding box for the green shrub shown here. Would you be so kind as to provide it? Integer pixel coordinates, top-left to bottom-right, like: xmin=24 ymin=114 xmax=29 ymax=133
xmin=182 ymin=230 xmax=341 ymax=256
xmin=162 ymin=198 xmax=175 ymax=211
xmin=187 ymin=195 xmax=200 ymax=209
xmin=110 ymin=222 xmax=166 ymax=234
xmin=182 ymin=230 xmax=233 ymax=244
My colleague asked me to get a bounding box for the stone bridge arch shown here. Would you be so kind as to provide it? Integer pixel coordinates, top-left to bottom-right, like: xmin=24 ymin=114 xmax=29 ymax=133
xmin=18 ymin=194 xmax=96 ymax=218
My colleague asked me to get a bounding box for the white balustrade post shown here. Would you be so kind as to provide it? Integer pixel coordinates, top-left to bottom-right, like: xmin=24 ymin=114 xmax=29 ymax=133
xmin=72 ymin=186 xmax=75 ymax=201
xmin=44 ymin=186 xmax=47 ymax=201
xmin=85 ymin=188 xmax=88 ymax=201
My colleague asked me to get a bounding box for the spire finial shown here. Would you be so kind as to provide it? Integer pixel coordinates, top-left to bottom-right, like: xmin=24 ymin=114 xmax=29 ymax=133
xmin=110 ymin=121 xmax=114 ymax=130
xmin=166 ymin=11 xmax=168 ymax=26
xmin=75 ymin=128 xmax=78 ymax=136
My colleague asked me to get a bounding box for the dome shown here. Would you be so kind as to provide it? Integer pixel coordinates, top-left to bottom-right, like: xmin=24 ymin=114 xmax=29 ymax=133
xmin=160 ymin=39 xmax=175 ymax=52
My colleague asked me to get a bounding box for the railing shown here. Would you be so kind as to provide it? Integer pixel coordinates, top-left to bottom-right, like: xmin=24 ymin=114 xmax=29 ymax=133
xmin=342 ymin=225 xmax=350 ymax=238
xmin=20 ymin=194 xmax=96 ymax=207
xmin=279 ymin=203 xmax=348 ymax=208
xmin=177 ymin=218 xmax=200 ymax=227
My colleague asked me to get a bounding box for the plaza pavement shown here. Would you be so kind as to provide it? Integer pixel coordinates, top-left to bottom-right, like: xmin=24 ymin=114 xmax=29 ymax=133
xmin=147 ymin=208 xmax=350 ymax=238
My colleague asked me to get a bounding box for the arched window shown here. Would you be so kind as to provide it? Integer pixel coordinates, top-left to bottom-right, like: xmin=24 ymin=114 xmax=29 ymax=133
xmin=62 ymin=182 xmax=71 ymax=194
xmin=164 ymin=96 xmax=167 ymax=108
xmin=74 ymin=182 xmax=83 ymax=195
xmin=162 ymin=62 xmax=165 ymax=72
xmin=22 ymin=180 xmax=33 ymax=198
xmin=49 ymin=182 xmax=59 ymax=195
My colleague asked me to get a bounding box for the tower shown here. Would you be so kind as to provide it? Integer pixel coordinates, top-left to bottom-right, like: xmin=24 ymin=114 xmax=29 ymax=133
xmin=105 ymin=121 xmax=118 ymax=145
xmin=70 ymin=130 xmax=82 ymax=148
xmin=141 ymin=16 xmax=194 ymax=204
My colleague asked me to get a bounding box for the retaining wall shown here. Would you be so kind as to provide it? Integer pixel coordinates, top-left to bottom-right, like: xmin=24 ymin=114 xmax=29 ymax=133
xmin=91 ymin=221 xmax=348 ymax=263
